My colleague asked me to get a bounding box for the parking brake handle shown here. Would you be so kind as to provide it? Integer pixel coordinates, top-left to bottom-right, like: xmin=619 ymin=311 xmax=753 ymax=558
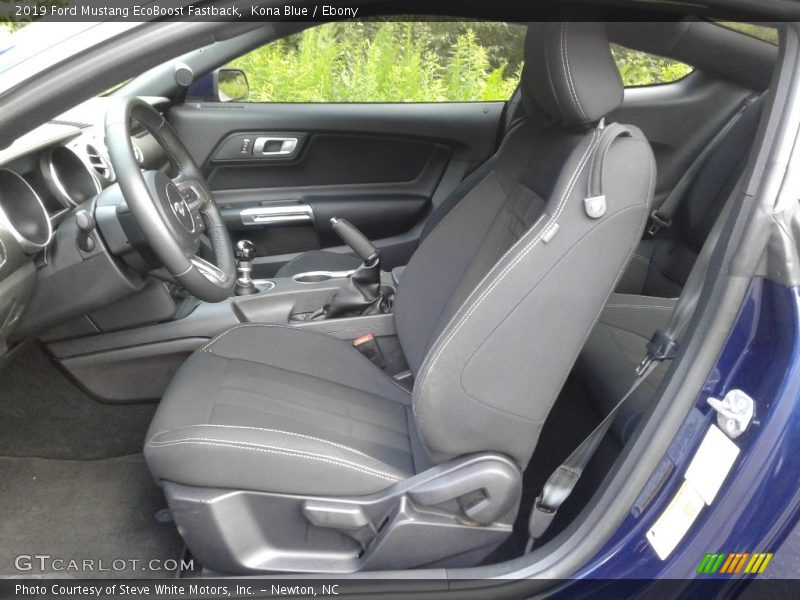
xmin=321 ymin=218 xmax=387 ymax=319
xmin=330 ymin=218 xmax=379 ymax=265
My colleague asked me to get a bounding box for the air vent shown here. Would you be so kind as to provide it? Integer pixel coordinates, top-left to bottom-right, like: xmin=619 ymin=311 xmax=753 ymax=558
xmin=85 ymin=144 xmax=111 ymax=180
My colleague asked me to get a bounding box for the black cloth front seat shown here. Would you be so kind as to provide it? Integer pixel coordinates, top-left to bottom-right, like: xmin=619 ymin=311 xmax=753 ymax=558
xmin=145 ymin=21 xmax=655 ymax=573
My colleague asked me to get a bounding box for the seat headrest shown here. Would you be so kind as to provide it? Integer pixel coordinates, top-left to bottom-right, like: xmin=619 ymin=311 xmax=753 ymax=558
xmin=521 ymin=21 xmax=624 ymax=126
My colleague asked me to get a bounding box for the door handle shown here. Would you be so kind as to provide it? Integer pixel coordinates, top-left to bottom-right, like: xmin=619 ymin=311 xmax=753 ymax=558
xmin=240 ymin=204 xmax=314 ymax=226
xmin=253 ymin=137 xmax=299 ymax=156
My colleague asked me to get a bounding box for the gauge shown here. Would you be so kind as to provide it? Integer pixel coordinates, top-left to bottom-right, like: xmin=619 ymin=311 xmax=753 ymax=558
xmin=40 ymin=145 xmax=101 ymax=208
xmin=0 ymin=169 xmax=53 ymax=254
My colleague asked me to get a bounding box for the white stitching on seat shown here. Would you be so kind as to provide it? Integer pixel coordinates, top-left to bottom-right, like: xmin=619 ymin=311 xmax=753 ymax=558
xmin=415 ymin=129 xmax=600 ymax=412
xmin=587 ymin=124 xmax=598 ymax=192
xmin=561 ymin=21 xmax=587 ymax=121
xmin=201 ymin=323 xmax=262 ymax=350
xmin=147 ymin=438 xmax=402 ymax=483
xmin=158 ymin=424 xmax=373 ymax=458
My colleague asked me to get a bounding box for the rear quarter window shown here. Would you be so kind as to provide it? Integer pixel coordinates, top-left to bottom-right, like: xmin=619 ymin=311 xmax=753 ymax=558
xmin=611 ymin=45 xmax=694 ymax=87
xmin=715 ymin=22 xmax=779 ymax=45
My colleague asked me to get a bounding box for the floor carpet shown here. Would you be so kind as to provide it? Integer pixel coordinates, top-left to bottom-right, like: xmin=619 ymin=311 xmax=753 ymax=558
xmin=0 ymin=344 xmax=157 ymax=459
xmin=0 ymin=454 xmax=184 ymax=578
xmin=1 ymin=344 xmax=183 ymax=578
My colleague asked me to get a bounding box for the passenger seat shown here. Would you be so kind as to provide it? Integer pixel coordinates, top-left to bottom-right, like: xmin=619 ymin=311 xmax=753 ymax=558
xmin=577 ymin=94 xmax=765 ymax=442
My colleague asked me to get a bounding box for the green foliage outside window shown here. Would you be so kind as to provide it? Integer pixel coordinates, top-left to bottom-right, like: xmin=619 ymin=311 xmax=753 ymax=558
xmin=611 ymin=44 xmax=694 ymax=87
xmin=716 ymin=22 xmax=779 ymax=45
xmin=228 ymin=22 xmax=695 ymax=103
xmin=0 ymin=20 xmax=697 ymax=99
xmin=230 ymin=22 xmax=525 ymax=102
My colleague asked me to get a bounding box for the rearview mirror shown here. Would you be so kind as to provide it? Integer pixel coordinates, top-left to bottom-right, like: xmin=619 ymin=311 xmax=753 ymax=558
xmin=186 ymin=68 xmax=249 ymax=102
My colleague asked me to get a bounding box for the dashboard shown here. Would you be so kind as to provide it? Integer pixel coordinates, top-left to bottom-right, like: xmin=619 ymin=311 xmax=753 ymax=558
xmin=0 ymin=97 xmax=170 ymax=352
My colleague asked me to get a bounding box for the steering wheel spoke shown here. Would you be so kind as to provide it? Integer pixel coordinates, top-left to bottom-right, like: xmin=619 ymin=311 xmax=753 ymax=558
xmin=191 ymin=255 xmax=231 ymax=285
xmin=175 ymin=179 xmax=212 ymax=233
xmin=175 ymin=178 xmax=209 ymax=208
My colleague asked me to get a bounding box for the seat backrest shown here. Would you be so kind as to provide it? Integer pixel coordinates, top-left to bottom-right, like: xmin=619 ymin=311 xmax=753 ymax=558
xmin=393 ymin=21 xmax=656 ymax=469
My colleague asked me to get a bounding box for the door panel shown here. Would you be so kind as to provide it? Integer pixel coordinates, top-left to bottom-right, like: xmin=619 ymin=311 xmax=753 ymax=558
xmin=168 ymin=101 xmax=503 ymax=275
xmin=170 ymin=102 xmax=503 ymax=166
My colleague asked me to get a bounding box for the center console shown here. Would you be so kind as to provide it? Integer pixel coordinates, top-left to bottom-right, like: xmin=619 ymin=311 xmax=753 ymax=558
xmin=232 ymin=217 xmax=396 ymax=324
xmin=236 ymin=269 xmax=398 ymax=330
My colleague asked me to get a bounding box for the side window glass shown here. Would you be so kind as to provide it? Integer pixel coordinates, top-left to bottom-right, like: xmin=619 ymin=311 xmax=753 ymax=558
xmin=226 ymin=21 xmax=526 ymax=103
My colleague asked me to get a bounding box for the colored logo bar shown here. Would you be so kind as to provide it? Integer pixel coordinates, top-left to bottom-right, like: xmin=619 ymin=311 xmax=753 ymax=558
xmin=696 ymin=552 xmax=773 ymax=574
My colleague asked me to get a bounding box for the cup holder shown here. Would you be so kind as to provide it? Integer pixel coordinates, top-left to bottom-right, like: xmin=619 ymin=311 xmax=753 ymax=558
xmin=292 ymin=270 xmax=354 ymax=284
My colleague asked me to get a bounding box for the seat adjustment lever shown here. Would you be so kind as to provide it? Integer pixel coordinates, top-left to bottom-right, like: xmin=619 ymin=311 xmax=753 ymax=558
xmin=408 ymin=460 xmax=522 ymax=525
xmin=302 ymin=501 xmax=377 ymax=548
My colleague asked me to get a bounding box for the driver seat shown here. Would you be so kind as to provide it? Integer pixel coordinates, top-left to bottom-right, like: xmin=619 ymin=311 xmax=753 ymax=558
xmin=144 ymin=21 xmax=655 ymax=574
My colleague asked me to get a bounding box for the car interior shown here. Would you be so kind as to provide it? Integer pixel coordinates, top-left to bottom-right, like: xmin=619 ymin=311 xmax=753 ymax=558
xmin=0 ymin=9 xmax=781 ymax=578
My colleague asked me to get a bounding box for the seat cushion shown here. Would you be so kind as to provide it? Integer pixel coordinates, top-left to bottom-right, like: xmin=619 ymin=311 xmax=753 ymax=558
xmin=275 ymin=251 xmax=361 ymax=278
xmin=145 ymin=324 xmax=418 ymax=496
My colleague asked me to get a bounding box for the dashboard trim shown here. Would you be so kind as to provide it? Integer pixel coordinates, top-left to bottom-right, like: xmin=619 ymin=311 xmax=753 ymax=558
xmin=0 ymin=124 xmax=82 ymax=168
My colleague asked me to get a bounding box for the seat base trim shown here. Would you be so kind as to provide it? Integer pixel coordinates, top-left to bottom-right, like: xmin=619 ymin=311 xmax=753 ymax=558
xmin=163 ymin=453 xmax=521 ymax=574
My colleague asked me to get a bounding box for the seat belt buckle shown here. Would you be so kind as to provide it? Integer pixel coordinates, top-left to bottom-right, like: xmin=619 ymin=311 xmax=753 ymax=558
xmin=647 ymin=210 xmax=672 ymax=237
xmin=353 ymin=333 xmax=385 ymax=368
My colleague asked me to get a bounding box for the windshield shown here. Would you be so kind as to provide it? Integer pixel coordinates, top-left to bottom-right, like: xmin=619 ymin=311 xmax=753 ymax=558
xmin=0 ymin=23 xmax=92 ymax=73
xmin=0 ymin=22 xmax=140 ymax=94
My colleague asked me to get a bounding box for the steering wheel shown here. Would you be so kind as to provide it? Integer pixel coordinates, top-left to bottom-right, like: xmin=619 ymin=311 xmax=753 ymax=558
xmin=104 ymin=97 xmax=235 ymax=302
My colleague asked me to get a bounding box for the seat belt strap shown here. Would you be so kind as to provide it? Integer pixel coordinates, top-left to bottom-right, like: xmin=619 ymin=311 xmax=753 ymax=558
xmin=525 ymin=348 xmax=667 ymax=552
xmin=584 ymin=121 xmax=632 ymax=219
xmin=525 ymin=173 xmax=741 ymax=552
xmin=647 ymin=96 xmax=756 ymax=237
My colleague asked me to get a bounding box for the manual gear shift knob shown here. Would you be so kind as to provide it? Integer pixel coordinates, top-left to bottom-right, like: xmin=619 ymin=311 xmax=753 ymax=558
xmin=234 ymin=240 xmax=258 ymax=296
xmin=235 ymin=239 xmax=255 ymax=262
